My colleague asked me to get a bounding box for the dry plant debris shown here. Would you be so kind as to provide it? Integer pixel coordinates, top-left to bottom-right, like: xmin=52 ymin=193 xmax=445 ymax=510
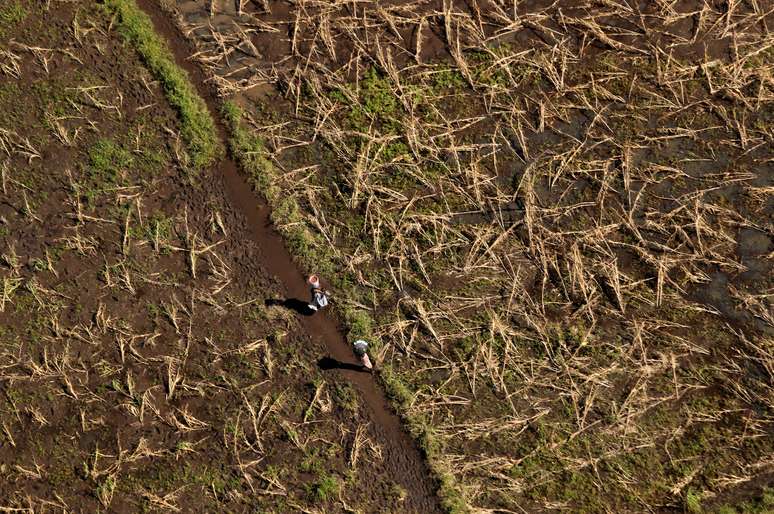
xmin=0 ymin=1 xmax=417 ymax=512
xmin=172 ymin=0 xmax=774 ymax=511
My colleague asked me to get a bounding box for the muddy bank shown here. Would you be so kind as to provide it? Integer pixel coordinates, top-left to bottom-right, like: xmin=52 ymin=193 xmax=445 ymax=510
xmin=133 ymin=0 xmax=442 ymax=510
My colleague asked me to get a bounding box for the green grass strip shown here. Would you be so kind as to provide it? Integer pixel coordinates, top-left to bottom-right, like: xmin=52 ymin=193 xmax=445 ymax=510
xmin=103 ymin=0 xmax=220 ymax=171
xmin=380 ymin=366 xmax=469 ymax=514
xmin=223 ymin=100 xmax=469 ymax=514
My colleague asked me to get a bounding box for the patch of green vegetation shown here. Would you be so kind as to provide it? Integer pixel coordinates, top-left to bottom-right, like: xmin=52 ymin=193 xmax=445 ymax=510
xmin=381 ymin=141 xmax=411 ymax=163
xmin=685 ymin=489 xmax=703 ymax=513
xmin=361 ymin=67 xmax=398 ymax=117
xmin=95 ymin=475 xmax=117 ymax=506
xmin=307 ymin=473 xmax=339 ymax=502
xmin=185 ymin=462 xmax=241 ymax=495
xmin=48 ymin=455 xmax=78 ymax=487
xmin=103 ymin=0 xmax=219 ymax=171
xmin=716 ymin=487 xmax=774 ymax=514
xmin=4 ymin=386 xmax=32 ymax=407
xmin=431 ymin=68 xmax=466 ymax=91
xmin=327 ymin=87 xmax=349 ymax=104
xmin=148 ymin=211 xmax=173 ymax=236
xmin=332 ymin=382 xmax=358 ymax=412
xmin=122 ymin=460 xmax=239 ymax=509
xmin=381 ymin=364 xmax=414 ymax=408
xmin=345 ymin=67 xmax=404 ymax=134
xmin=0 ymin=1 xmax=26 ymax=36
xmin=452 ymin=336 xmax=476 ymax=360
xmin=301 ymin=446 xmax=329 ymax=475
xmin=0 ymin=83 xmax=24 ymax=124
xmin=88 ymin=139 xmax=133 ymax=182
xmin=137 ymin=147 xmax=167 ymax=174
xmin=222 ymin=102 xmax=276 ymax=196
xmin=388 ymin=482 xmax=408 ymax=504
xmin=509 ymin=449 xmax=552 ymax=481
xmin=223 ymin=353 xmax=260 ymax=381
xmin=124 ymin=114 xmax=173 ymax=175
xmin=32 ymin=78 xmax=79 ymax=118
xmin=345 ymin=308 xmax=373 ymax=342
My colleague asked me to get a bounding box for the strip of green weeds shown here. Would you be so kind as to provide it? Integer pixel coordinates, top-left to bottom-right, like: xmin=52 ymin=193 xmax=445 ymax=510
xmin=103 ymin=0 xmax=219 ymax=171
xmin=0 ymin=2 xmax=26 ymax=36
xmin=380 ymin=366 xmax=469 ymax=513
xmin=223 ymin=100 xmax=468 ymax=513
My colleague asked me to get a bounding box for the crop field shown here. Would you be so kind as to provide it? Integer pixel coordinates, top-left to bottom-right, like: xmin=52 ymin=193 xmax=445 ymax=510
xmin=168 ymin=0 xmax=774 ymax=512
xmin=0 ymin=1 xmax=442 ymax=512
xmin=0 ymin=0 xmax=771 ymax=513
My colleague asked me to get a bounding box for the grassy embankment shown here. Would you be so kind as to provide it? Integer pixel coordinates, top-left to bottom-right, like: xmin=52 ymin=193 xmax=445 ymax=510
xmin=101 ymin=0 xmax=464 ymax=510
xmin=222 ymin=102 xmax=468 ymax=514
xmin=103 ymin=0 xmax=219 ymax=171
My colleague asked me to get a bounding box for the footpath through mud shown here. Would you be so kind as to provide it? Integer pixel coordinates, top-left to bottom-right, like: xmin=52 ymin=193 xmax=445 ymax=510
xmin=134 ymin=0 xmax=441 ymax=511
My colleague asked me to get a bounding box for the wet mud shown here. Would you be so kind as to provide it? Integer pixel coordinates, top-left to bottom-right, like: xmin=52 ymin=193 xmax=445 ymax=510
xmin=134 ymin=0 xmax=442 ymax=510
xmin=141 ymin=0 xmax=774 ymax=511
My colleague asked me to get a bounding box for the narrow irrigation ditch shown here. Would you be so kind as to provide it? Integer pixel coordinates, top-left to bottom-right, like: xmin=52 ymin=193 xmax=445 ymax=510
xmin=125 ymin=0 xmax=443 ymax=510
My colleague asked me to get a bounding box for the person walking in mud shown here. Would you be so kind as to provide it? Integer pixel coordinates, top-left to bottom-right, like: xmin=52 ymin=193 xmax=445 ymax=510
xmin=352 ymin=339 xmax=373 ymax=370
xmin=307 ymin=274 xmax=330 ymax=313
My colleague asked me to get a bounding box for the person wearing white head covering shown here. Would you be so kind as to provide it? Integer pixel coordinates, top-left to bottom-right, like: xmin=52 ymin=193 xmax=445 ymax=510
xmin=307 ymin=274 xmax=330 ymax=312
xmin=352 ymin=339 xmax=373 ymax=370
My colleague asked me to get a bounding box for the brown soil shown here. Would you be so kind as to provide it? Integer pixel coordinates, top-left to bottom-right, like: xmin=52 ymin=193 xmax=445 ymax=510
xmin=0 ymin=1 xmax=439 ymax=512
xmin=163 ymin=0 xmax=774 ymax=512
xmin=136 ymin=0 xmax=442 ymax=510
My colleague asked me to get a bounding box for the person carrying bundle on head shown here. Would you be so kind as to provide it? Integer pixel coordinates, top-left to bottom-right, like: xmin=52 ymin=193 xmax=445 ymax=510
xmin=352 ymin=339 xmax=373 ymax=370
xmin=307 ymin=274 xmax=330 ymax=312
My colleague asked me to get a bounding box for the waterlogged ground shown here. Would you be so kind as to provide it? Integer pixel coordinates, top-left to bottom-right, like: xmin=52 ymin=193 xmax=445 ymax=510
xmin=0 ymin=1 xmax=432 ymax=512
xmin=171 ymin=0 xmax=774 ymax=512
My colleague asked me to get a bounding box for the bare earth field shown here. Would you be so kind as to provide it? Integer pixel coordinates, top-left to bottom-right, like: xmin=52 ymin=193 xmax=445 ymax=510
xmin=166 ymin=0 xmax=774 ymax=512
xmin=0 ymin=1 xmax=439 ymax=512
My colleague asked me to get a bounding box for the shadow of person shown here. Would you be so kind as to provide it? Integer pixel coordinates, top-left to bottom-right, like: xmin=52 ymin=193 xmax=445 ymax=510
xmin=317 ymin=356 xmax=369 ymax=372
xmin=265 ymin=298 xmax=314 ymax=316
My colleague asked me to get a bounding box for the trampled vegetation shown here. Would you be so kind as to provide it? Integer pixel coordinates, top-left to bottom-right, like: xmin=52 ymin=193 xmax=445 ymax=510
xmin=1 ymin=0 xmax=772 ymax=512
xmin=175 ymin=0 xmax=774 ymax=512
xmin=0 ymin=1 xmax=427 ymax=512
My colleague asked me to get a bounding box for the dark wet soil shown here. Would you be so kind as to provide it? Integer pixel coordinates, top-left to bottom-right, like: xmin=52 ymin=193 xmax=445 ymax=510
xmin=0 ymin=1 xmax=443 ymax=512
xmin=135 ymin=0 xmax=442 ymax=510
xmin=157 ymin=0 xmax=774 ymax=511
